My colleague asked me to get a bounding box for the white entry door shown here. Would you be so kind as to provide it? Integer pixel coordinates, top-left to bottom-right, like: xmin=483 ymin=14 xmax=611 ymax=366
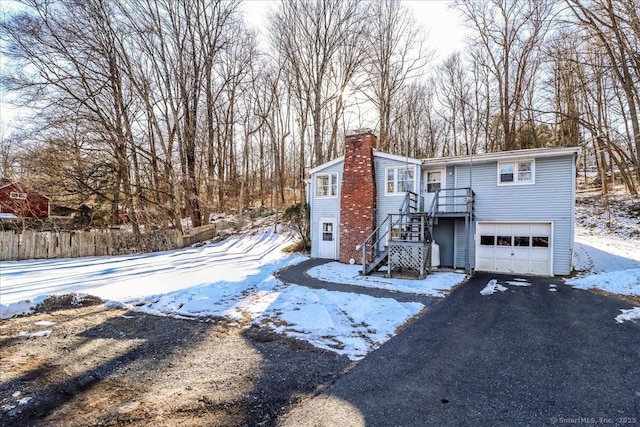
xmin=318 ymin=218 xmax=337 ymax=259
xmin=423 ymin=169 xmax=445 ymax=213
xmin=476 ymin=222 xmax=552 ymax=275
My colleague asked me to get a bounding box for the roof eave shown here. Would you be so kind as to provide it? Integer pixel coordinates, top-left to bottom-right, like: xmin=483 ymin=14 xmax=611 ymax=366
xmin=309 ymin=155 xmax=345 ymax=174
xmin=422 ymin=146 xmax=581 ymax=167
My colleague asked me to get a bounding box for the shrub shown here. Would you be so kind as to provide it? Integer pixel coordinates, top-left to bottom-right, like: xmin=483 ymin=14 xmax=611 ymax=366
xmin=282 ymin=203 xmax=310 ymax=251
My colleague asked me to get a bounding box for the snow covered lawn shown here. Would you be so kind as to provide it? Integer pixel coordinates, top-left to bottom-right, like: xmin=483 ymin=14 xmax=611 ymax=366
xmin=567 ymin=228 xmax=640 ymax=297
xmin=567 ymin=225 xmax=640 ymax=323
xmin=0 ymin=227 xmax=425 ymax=360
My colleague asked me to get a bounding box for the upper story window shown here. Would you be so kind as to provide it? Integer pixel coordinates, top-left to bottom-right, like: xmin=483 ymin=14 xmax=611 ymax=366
xmin=498 ymin=160 xmax=534 ymax=185
xmin=315 ymin=173 xmax=338 ymax=198
xmin=386 ymin=166 xmax=415 ymax=194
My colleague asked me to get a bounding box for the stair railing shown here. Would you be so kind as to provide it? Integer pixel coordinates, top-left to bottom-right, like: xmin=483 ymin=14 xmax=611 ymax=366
xmin=359 ymin=215 xmax=390 ymax=274
xmin=400 ymin=191 xmax=419 ymax=215
xmin=427 ymin=187 xmax=474 ymax=215
xmin=359 ymin=191 xmax=428 ymax=274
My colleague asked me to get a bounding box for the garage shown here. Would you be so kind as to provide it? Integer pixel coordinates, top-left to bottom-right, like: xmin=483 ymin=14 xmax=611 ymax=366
xmin=476 ymin=222 xmax=552 ymax=275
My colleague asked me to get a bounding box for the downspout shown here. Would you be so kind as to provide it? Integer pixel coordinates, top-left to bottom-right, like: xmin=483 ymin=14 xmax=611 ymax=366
xmin=465 ymin=149 xmax=473 ymax=273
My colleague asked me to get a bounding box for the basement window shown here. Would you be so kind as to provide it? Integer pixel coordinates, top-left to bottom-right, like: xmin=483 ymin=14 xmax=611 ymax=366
xmin=315 ymin=173 xmax=338 ymax=198
xmin=386 ymin=166 xmax=415 ymax=195
xmin=498 ymin=160 xmax=534 ymax=185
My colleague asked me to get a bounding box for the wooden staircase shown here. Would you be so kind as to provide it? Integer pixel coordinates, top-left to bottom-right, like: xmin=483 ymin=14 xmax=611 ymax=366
xmin=364 ymin=250 xmax=389 ymax=275
xmin=360 ymin=191 xmax=434 ymax=277
xmin=359 ymin=188 xmax=474 ymax=277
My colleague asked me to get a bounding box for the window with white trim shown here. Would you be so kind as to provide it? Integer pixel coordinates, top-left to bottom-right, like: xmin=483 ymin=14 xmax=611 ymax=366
xmin=498 ymin=160 xmax=534 ymax=185
xmin=315 ymin=173 xmax=338 ymax=198
xmin=386 ymin=166 xmax=415 ymax=194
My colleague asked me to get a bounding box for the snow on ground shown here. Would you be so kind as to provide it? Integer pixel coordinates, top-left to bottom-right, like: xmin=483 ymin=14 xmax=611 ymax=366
xmin=3 ymin=191 xmax=637 ymax=352
xmin=615 ymin=307 xmax=640 ymax=324
xmin=0 ymin=226 xmax=424 ymax=360
xmin=135 ymin=281 xmax=423 ymax=359
xmin=480 ymin=279 xmax=507 ymax=296
xmin=18 ymin=330 xmax=51 ymax=338
xmin=575 ymin=190 xmax=640 ymax=240
xmin=307 ymin=262 xmax=467 ymax=296
xmin=1 ymin=228 xmax=292 ymax=313
xmin=569 ymin=191 xmax=640 ymax=323
xmin=567 ymin=227 xmax=640 ymax=297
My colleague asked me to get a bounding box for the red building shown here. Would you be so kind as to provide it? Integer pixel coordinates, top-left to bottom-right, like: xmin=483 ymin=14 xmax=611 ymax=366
xmin=0 ymin=179 xmax=50 ymax=218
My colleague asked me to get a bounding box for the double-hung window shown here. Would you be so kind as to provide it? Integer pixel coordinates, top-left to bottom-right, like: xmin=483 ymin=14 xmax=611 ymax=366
xmin=315 ymin=173 xmax=338 ymax=198
xmin=498 ymin=160 xmax=534 ymax=185
xmin=386 ymin=166 xmax=415 ymax=194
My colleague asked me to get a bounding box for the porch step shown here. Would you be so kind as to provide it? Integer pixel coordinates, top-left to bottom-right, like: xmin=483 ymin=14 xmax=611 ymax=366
xmin=364 ymin=250 xmax=388 ymax=275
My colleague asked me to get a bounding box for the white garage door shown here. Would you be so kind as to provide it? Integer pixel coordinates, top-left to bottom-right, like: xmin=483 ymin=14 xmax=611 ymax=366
xmin=476 ymin=222 xmax=552 ymax=275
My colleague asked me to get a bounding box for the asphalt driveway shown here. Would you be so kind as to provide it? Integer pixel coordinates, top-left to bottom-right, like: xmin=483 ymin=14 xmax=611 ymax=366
xmin=281 ymin=272 xmax=640 ymax=426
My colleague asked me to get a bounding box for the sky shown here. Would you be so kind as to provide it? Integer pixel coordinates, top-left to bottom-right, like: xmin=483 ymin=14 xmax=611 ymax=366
xmin=240 ymin=0 xmax=466 ymax=57
xmin=0 ymin=1 xmax=467 ymax=141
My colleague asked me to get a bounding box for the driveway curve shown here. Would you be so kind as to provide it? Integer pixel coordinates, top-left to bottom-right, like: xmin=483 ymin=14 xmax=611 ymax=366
xmin=276 ymin=258 xmax=438 ymax=305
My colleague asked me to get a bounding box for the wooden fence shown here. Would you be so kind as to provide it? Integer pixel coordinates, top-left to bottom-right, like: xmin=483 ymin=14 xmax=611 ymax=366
xmin=180 ymin=220 xmax=237 ymax=246
xmin=0 ymin=229 xmax=183 ymax=261
xmin=180 ymin=224 xmax=219 ymax=246
xmin=0 ymin=220 xmax=239 ymax=261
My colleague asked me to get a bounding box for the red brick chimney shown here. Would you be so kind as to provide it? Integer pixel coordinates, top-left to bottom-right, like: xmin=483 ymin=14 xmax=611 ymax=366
xmin=339 ymin=131 xmax=377 ymax=263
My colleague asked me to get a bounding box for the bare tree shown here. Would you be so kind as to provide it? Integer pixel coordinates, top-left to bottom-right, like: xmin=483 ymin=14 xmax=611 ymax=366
xmin=269 ymin=0 xmax=365 ymax=167
xmin=2 ymin=0 xmax=147 ymax=233
xmin=455 ymin=0 xmax=556 ymax=152
xmin=359 ymin=0 xmax=433 ymax=153
xmin=566 ymin=0 xmax=640 ymax=184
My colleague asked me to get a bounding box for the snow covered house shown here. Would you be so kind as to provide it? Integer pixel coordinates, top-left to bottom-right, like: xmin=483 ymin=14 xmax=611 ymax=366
xmin=308 ymin=131 xmax=580 ymax=276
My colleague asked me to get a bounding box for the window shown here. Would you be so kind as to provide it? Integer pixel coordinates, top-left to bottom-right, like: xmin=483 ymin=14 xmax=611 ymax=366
xmin=480 ymin=235 xmax=495 ymax=246
xmin=386 ymin=166 xmax=415 ymax=194
xmin=499 ymin=163 xmax=514 ymax=183
xmin=498 ymin=160 xmax=534 ymax=185
xmin=532 ymin=236 xmax=549 ymax=247
xmin=10 ymin=192 xmax=27 ymax=200
xmin=322 ymin=222 xmax=334 ymax=241
xmin=514 ymin=236 xmax=530 ymax=247
xmin=315 ymin=173 xmax=338 ymax=198
xmin=426 ymin=171 xmax=442 ymax=193
xmin=497 ymin=236 xmax=512 ymax=246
